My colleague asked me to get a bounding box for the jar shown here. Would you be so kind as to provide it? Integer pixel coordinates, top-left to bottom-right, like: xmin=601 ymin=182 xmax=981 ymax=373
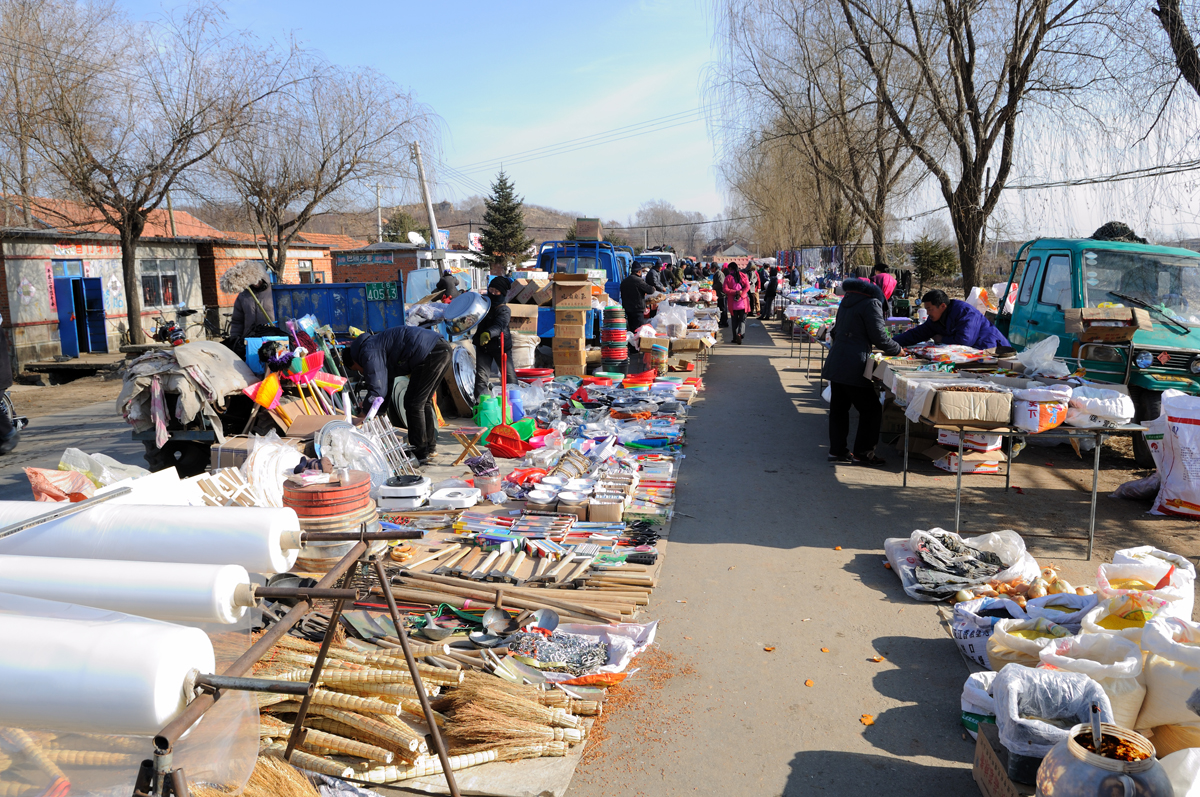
xmin=1035 ymin=723 xmax=1173 ymax=797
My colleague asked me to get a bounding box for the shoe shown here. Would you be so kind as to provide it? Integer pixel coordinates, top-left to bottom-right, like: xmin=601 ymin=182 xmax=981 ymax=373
xmin=855 ymin=453 xmax=887 ymax=466
xmin=0 ymin=429 xmax=19 ymax=455
xmin=828 ymin=452 xmax=853 ymax=463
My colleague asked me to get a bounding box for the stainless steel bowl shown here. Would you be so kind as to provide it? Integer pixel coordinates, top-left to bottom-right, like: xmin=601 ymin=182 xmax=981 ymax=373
xmin=443 ymin=291 xmax=491 ymax=336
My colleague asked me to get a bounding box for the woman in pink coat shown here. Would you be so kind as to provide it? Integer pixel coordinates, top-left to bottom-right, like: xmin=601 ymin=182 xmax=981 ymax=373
xmin=723 ymin=263 xmax=751 ymax=344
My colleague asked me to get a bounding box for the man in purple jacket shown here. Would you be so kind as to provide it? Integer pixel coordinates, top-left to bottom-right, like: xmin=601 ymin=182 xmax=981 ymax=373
xmin=893 ymin=289 xmax=1011 ymax=350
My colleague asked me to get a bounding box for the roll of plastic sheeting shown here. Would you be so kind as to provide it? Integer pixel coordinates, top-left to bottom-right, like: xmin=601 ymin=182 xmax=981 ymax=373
xmin=0 ymin=502 xmax=300 ymax=573
xmin=0 ymin=556 xmax=252 ymax=624
xmin=0 ymin=605 xmax=215 ymax=734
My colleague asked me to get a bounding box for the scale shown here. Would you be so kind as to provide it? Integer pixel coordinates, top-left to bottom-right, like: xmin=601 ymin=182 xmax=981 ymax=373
xmin=377 ymin=474 xmax=432 ymax=510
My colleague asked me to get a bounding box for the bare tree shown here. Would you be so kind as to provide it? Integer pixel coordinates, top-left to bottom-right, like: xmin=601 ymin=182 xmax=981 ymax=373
xmin=208 ymin=59 xmax=436 ymax=277
xmin=837 ymin=0 xmax=1125 ymax=291
xmin=27 ymin=3 xmax=284 ymax=342
xmin=1152 ymin=0 xmax=1200 ymax=96
xmin=715 ymin=0 xmax=928 ymax=265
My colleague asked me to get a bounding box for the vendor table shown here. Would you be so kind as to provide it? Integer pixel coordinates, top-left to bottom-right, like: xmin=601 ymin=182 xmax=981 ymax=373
xmin=899 ymin=411 xmax=1146 ymax=559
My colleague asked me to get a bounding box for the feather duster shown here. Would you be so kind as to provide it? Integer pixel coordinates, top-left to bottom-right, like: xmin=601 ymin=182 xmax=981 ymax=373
xmin=220 ymin=259 xmax=271 ymax=295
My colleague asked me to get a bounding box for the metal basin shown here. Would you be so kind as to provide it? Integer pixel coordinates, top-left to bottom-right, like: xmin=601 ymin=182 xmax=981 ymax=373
xmin=443 ymin=291 xmax=491 ymax=336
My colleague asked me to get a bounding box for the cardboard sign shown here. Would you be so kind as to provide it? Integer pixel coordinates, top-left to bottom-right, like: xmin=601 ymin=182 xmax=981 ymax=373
xmin=1064 ymin=307 xmax=1152 ymax=343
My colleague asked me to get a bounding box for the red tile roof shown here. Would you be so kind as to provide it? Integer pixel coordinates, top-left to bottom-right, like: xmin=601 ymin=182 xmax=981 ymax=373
xmin=10 ymin=195 xmax=223 ymax=238
xmin=296 ymin=232 xmax=370 ymax=249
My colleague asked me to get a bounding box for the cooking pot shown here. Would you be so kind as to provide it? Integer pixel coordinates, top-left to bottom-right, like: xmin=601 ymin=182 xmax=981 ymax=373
xmin=443 ymin=291 xmax=491 ymax=336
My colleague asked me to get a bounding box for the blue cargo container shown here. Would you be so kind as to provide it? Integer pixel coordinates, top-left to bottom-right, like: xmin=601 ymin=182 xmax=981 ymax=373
xmin=272 ymin=283 xmax=404 ymax=335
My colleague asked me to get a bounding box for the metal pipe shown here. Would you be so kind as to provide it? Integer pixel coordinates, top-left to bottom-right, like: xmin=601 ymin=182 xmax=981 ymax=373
xmin=372 ymin=557 xmax=461 ymax=797
xmin=193 ymin=674 xmax=314 ymax=696
xmin=284 ymin=598 xmax=346 ymax=762
xmin=253 ymin=587 xmax=358 ymax=601
xmin=301 ymin=530 xmax=424 ymax=542
xmin=169 ymin=768 xmax=188 ymax=797
xmin=0 ymin=485 xmax=132 ymax=541
xmin=153 ymin=541 xmax=366 ymax=751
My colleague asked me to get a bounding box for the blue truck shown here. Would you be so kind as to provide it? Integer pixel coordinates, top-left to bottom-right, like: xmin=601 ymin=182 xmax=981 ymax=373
xmin=536 ymin=240 xmax=632 ymax=303
xmin=997 ymin=237 xmax=1200 ymax=465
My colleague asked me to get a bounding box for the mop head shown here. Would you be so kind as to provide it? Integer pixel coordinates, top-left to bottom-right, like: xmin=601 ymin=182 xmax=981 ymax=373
xmin=220 ymin=260 xmax=271 ymax=295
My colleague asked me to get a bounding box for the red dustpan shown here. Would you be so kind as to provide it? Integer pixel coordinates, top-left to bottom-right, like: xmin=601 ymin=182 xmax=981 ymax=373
xmin=487 ymin=333 xmax=531 ymax=459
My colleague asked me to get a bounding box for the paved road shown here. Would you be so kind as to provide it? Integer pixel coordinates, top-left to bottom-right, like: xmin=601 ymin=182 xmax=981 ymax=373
xmin=0 ymin=400 xmax=145 ymax=501
xmin=571 ymin=319 xmax=977 ymax=796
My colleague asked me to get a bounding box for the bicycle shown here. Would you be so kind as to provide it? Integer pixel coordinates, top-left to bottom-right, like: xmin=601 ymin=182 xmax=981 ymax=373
xmin=184 ymin=307 xmax=232 ymax=341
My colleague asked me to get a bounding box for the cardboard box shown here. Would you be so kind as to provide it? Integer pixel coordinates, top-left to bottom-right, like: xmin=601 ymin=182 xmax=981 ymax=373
xmin=211 ymin=435 xmax=305 ymax=470
xmin=1064 ymin=307 xmax=1152 ymax=343
xmin=670 ymin=338 xmax=704 ymax=352
xmin=639 ymin=336 xmax=667 ymax=353
xmin=552 ymin=335 xmax=585 ymax=352
xmin=506 ymin=278 xmax=530 ymax=302
xmin=912 ymin=385 xmax=1013 ymax=428
xmin=973 ymin=723 xmax=1036 ymax=797
xmin=555 ymin=324 xmax=585 ymax=340
xmin=932 ymin=450 xmax=1003 ymax=475
xmin=586 ymin=349 xmax=602 ymax=364
xmin=553 ymin=273 xmax=592 ymax=308
xmin=284 ymin=413 xmax=344 ymax=441
xmin=575 ymin=218 xmax=603 ymax=241
xmin=556 ymin=309 xmax=586 ymax=326
xmin=555 ymin=365 xmax=587 ymax=377
xmin=554 ymin=349 xmax=587 ymax=365
xmin=509 ymin=304 xmax=539 ymax=333
xmin=588 ymin=498 xmax=624 ymax=522
xmin=531 ymin=282 xmax=555 ymax=306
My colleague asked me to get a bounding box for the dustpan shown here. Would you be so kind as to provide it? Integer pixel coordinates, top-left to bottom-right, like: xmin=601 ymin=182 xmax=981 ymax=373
xmin=487 ymin=333 xmax=531 ymax=458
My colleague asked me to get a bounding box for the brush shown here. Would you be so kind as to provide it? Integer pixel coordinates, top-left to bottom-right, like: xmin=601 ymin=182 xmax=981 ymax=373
xmin=445 ymin=704 xmax=583 ymax=746
xmin=442 ymin=680 xmax=583 ymax=729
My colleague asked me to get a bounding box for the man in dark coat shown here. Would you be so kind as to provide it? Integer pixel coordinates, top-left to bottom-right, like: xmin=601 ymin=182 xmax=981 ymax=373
xmin=436 ymin=270 xmax=462 ymax=301
xmin=345 ymin=325 xmax=451 ymax=463
xmin=893 ymin=289 xmax=1010 ymax=350
xmin=759 ymin=267 xmax=779 ymax=320
xmin=0 ymin=322 xmax=17 ymax=454
xmin=621 ymin=263 xmax=655 ymax=329
xmin=822 ymin=278 xmax=901 ymax=465
xmin=713 ymin=264 xmax=728 ymax=328
xmin=472 ymin=276 xmax=518 ymax=402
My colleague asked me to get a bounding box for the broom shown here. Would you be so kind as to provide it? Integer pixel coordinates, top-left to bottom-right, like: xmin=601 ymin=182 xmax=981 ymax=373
xmin=445 ymin=704 xmax=584 ymax=746
xmin=259 ymin=713 xmax=394 ymax=764
xmin=358 ymin=749 xmax=499 ymax=785
xmin=259 ymin=745 xmax=350 ymax=785
xmin=441 ymin=680 xmax=583 ymax=729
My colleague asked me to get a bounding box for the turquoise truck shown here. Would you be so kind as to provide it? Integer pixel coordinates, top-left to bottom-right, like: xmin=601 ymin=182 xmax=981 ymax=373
xmin=997 ymin=237 xmax=1200 ymax=465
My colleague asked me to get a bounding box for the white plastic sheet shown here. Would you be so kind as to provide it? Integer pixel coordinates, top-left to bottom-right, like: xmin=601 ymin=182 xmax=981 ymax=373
xmin=1039 ymin=633 xmax=1146 ymax=730
xmin=0 ymin=501 xmax=300 ymax=573
xmin=0 ymin=555 xmax=251 ymax=624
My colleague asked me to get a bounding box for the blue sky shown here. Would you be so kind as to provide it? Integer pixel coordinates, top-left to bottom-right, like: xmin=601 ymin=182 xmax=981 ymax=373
xmin=125 ymin=0 xmax=722 ymax=222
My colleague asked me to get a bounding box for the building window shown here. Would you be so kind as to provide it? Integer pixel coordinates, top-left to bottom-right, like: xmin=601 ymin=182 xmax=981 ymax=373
xmin=140 ymin=259 xmax=178 ymax=307
xmin=298 ymin=260 xmax=314 ymax=284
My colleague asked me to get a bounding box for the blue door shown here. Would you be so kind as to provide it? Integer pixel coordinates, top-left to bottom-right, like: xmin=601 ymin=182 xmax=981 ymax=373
xmin=54 ymin=277 xmax=79 ymax=358
xmin=82 ymin=278 xmax=108 ymax=353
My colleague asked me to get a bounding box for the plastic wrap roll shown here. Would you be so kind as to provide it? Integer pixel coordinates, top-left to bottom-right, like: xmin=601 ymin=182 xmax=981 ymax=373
xmin=0 ymin=555 xmax=251 ymax=624
xmin=0 ymin=502 xmax=300 ymax=573
xmin=0 ymin=603 xmax=215 ymax=734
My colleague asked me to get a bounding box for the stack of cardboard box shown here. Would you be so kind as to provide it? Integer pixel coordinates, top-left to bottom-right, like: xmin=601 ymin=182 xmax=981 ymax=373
xmin=553 ymin=273 xmax=591 ymax=377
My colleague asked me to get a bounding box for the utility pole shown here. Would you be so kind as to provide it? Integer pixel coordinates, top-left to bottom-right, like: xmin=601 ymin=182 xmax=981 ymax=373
xmin=644 ymin=228 xmax=648 ymax=251
xmin=376 ymin=183 xmax=383 ymax=244
xmin=410 ymin=142 xmax=440 ymax=253
xmin=166 ymin=190 xmax=178 ymax=238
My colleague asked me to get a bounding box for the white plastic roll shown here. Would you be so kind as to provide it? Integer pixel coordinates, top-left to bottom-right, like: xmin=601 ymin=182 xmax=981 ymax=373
xmin=0 ymin=555 xmax=252 ymax=624
xmin=0 ymin=502 xmax=300 ymax=573
xmin=0 ymin=609 xmax=215 ymax=734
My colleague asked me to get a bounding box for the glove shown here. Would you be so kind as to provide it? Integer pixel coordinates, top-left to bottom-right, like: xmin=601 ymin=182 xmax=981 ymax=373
xmin=479 ymin=332 xmax=491 ymax=346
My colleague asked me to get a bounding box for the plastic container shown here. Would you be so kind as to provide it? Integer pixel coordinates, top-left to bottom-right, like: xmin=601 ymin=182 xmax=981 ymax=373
xmin=475 ymin=473 xmax=503 ymax=496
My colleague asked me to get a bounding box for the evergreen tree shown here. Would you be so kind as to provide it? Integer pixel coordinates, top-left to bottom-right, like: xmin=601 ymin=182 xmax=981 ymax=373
xmin=911 ymin=234 xmax=959 ymax=294
xmin=479 ymin=171 xmax=533 ymax=271
xmin=382 ymin=209 xmax=429 ymax=243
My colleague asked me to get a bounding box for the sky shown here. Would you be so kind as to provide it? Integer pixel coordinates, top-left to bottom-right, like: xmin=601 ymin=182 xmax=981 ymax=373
xmin=123 ymin=0 xmax=723 ymax=223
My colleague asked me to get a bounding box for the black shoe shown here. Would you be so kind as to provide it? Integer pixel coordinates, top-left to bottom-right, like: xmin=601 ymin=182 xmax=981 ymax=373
xmin=828 ymin=452 xmax=853 ymax=463
xmin=855 ymin=453 xmax=887 ymax=466
xmin=0 ymin=429 xmax=20 ymax=455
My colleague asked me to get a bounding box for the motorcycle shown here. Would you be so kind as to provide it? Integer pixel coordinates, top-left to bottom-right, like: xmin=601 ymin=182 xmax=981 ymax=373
xmin=150 ymin=311 xmax=187 ymax=346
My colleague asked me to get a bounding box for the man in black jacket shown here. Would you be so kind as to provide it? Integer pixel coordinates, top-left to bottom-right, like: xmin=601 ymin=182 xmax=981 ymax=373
xmin=345 ymin=325 xmax=451 ymax=463
xmin=472 ymin=276 xmax=518 ymax=401
xmin=621 ymin=263 xmax=655 ymax=330
xmin=822 ymin=278 xmax=902 ymax=465
xmin=436 ymin=270 xmax=462 ymax=301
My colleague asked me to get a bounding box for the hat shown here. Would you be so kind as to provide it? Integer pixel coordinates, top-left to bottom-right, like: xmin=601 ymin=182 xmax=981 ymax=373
xmin=631 ymin=263 xmax=646 ymax=273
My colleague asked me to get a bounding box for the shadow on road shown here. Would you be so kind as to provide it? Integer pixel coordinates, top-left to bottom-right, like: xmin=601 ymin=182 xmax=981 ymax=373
xmin=783 ymin=750 xmax=976 ymax=795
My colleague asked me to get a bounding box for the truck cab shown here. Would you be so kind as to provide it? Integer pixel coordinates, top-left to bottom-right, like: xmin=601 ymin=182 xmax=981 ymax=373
xmin=536 ymin=240 xmax=631 ymax=302
xmin=638 ymin=248 xmax=678 ymax=268
xmin=998 ymin=237 xmax=1200 ymax=464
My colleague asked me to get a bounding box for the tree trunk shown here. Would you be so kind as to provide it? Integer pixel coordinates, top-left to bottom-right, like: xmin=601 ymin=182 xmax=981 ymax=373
xmin=949 ymin=202 xmax=984 ymax=296
xmin=120 ymin=225 xmax=145 ymax=345
xmin=869 ymin=219 xmax=885 ymax=266
xmin=274 ymin=235 xmax=289 ymax=280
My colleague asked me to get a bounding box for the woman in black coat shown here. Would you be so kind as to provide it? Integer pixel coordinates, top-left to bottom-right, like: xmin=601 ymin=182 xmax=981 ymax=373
xmin=821 ymin=278 xmax=901 ymax=465
xmin=472 ymin=276 xmax=518 ymax=402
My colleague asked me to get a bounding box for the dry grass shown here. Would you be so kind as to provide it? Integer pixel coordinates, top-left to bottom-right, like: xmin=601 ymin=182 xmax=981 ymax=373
xmin=190 ymin=755 xmax=319 ymax=797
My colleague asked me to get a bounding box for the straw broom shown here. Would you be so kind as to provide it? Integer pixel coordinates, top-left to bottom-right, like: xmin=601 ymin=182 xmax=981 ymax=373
xmin=259 ymin=689 xmax=400 ymax=716
xmin=43 ymin=750 xmax=140 ymax=767
xmin=0 ymin=730 xmax=65 ymax=781
xmin=308 ymin=706 xmax=423 ymax=753
xmin=47 ymin=734 xmax=148 ymax=753
xmin=260 ymin=744 xmax=353 ymax=781
xmin=328 ymin=681 xmax=427 ymax=700
xmin=0 ymin=783 xmax=36 ymax=797
xmin=302 ymin=717 xmax=423 ymax=765
xmin=272 ymin=634 xmax=449 ymax=662
xmin=442 ymin=681 xmax=582 ymax=729
xmin=358 ymin=750 xmax=498 ymax=785
xmin=258 ymin=714 xmax=394 ymax=764
xmin=445 ymin=704 xmax=583 ymax=746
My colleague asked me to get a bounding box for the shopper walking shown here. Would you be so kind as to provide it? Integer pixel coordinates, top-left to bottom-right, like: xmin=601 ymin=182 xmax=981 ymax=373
xmin=870 ymin=263 xmax=897 ymax=319
xmin=713 ymin=264 xmax=729 ymax=328
xmin=760 ymin=267 xmax=779 ymax=320
xmin=724 ymin=263 xmax=751 ymax=345
xmin=746 ymin=264 xmax=761 ymax=318
xmin=822 ymin=278 xmax=901 ymax=465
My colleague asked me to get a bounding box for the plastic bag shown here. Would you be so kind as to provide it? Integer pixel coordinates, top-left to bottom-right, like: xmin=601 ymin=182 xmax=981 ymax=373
xmin=1110 ymin=545 xmax=1196 ymax=622
xmin=24 ymin=468 xmax=94 ymax=502
xmin=59 ymin=448 xmax=150 ymax=487
xmin=962 ymin=670 xmax=998 ymax=740
xmin=993 ymin=663 xmax=1113 ymax=759
xmin=1064 ymin=386 xmax=1134 ymax=427
xmin=950 ymin=596 xmax=1027 ymax=668
xmin=1080 ymin=592 xmax=1169 ymax=647
xmin=986 ymin=618 xmax=1070 ymax=670
xmin=1012 ymin=399 xmax=1068 ymax=433
xmin=1161 ymin=748 xmax=1200 ymax=797
xmin=511 ymin=333 xmax=540 ymax=370
xmin=240 ymin=431 xmax=305 ymax=507
xmin=1109 ymin=473 xmax=1160 ymax=501
xmin=1136 ymin=617 xmax=1200 ymax=731
xmin=1016 ymin=335 xmax=1070 ymax=378
xmin=1012 ymin=385 xmax=1073 ymax=403
xmin=1098 ymin=553 xmax=1195 ymax=622
xmin=1038 ymin=633 xmax=1146 ymax=730
xmin=968 ymin=285 xmax=998 ymax=314
xmin=821 ymin=384 xmax=831 ymax=403
xmin=1150 ymin=723 xmax=1200 ymax=759
xmin=899 ymin=528 xmax=1039 ymax=602
xmin=312 ymin=428 xmax=386 ymax=500
xmin=1024 ymin=593 xmax=1098 ymax=633
xmin=1152 ymin=391 xmax=1200 ymax=517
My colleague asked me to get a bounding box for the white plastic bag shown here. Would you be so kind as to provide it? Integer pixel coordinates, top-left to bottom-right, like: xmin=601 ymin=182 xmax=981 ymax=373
xmin=962 ymin=670 xmax=998 ymax=740
xmin=950 ymin=596 xmax=1027 ymax=668
xmin=1098 ymin=554 xmax=1195 ymax=622
xmin=968 ymin=286 xmax=998 ymax=314
xmin=58 ymin=448 xmax=150 ymax=487
xmin=1144 ymin=389 xmax=1185 ymax=472
xmin=240 ymin=431 xmax=304 ymax=508
xmin=1152 ymin=391 xmax=1200 ymax=517
xmin=1064 ymin=386 xmax=1135 ymax=427
xmin=1024 ymin=593 xmax=1098 ymax=633
xmin=884 ymin=529 xmax=1039 ymax=603
xmin=986 ymin=618 xmax=1071 ymax=670
xmin=1038 ymin=633 xmax=1147 ymax=730
xmin=1080 ymin=592 xmax=1170 ymax=647
xmin=511 ymin=333 xmax=540 ymax=370
xmin=1109 ymin=474 xmax=1160 ymax=501
xmin=993 ymin=664 xmax=1114 ymax=759
xmin=1136 ymin=617 xmax=1200 ymax=731
xmin=821 ymin=384 xmax=831 ymax=403
xmin=1012 ymin=385 xmax=1073 ymax=403
xmin=1016 ymin=335 xmax=1070 ymax=378
xmin=1111 ymin=545 xmax=1196 ymax=622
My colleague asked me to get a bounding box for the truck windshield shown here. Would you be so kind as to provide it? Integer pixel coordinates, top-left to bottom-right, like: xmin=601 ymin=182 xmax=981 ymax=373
xmin=539 ymin=253 xmax=599 ymax=273
xmin=1083 ymin=248 xmax=1200 ymax=324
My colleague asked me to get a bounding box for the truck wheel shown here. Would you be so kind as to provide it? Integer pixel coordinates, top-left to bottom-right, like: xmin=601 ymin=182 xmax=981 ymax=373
xmin=1131 ymin=388 xmax=1161 ymax=469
